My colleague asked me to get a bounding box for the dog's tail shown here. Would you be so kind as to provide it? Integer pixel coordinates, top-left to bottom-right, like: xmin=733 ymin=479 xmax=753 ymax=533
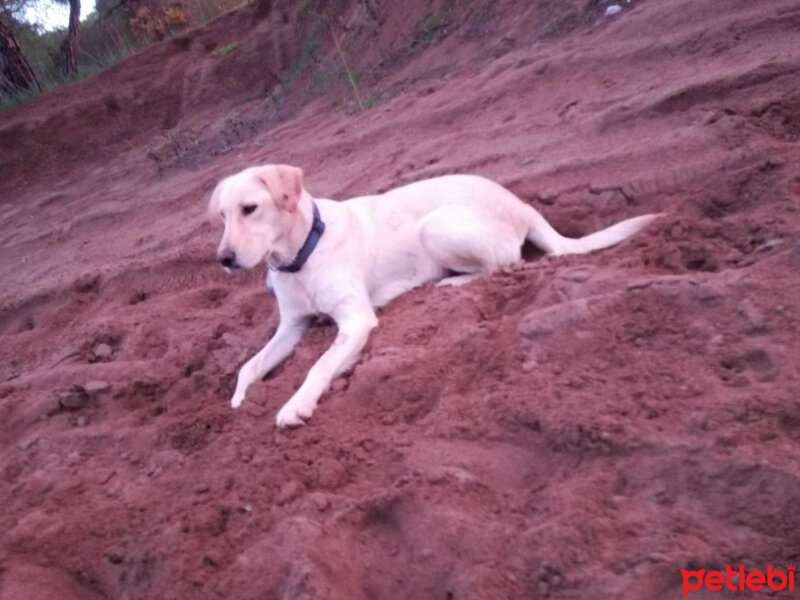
xmin=523 ymin=207 xmax=661 ymax=256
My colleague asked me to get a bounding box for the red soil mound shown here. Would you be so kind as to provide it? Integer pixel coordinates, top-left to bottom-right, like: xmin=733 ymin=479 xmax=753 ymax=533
xmin=1 ymin=0 xmax=799 ymax=598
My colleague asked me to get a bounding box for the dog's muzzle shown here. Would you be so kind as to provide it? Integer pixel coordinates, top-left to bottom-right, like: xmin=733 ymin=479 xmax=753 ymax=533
xmin=218 ymin=248 xmax=240 ymax=273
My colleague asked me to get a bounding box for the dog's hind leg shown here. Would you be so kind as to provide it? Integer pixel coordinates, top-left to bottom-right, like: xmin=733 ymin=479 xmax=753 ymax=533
xmin=230 ymin=316 xmax=308 ymax=408
xmin=436 ymin=273 xmax=483 ymax=287
xmin=419 ymin=205 xmax=524 ymax=283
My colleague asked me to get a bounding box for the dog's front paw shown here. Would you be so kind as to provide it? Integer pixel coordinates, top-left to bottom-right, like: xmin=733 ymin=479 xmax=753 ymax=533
xmin=275 ymin=400 xmax=314 ymax=429
xmin=230 ymin=392 xmax=245 ymax=409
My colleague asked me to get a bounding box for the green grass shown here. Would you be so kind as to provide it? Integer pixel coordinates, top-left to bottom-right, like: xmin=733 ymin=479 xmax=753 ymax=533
xmin=364 ymin=93 xmax=382 ymax=108
xmin=296 ymin=0 xmax=314 ymax=12
xmin=415 ymin=9 xmax=449 ymax=45
xmin=288 ymin=29 xmax=321 ymax=83
xmin=271 ymin=26 xmax=321 ymax=100
xmin=309 ymin=67 xmax=336 ymax=94
xmin=216 ymin=41 xmax=239 ymax=56
xmin=2 ymin=0 xmax=243 ymax=112
xmin=0 ymin=42 xmax=131 ymax=113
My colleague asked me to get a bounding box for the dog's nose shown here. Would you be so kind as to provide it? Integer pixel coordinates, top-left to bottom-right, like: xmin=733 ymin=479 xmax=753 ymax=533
xmin=218 ymin=249 xmax=237 ymax=269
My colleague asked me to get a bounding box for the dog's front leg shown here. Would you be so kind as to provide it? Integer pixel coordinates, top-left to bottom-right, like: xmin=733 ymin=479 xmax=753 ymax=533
xmin=231 ymin=317 xmax=308 ymax=408
xmin=275 ymin=310 xmax=378 ymax=428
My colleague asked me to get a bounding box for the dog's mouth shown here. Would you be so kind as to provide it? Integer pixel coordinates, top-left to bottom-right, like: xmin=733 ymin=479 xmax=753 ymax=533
xmin=266 ymin=251 xmax=285 ymax=270
xmin=220 ymin=258 xmax=244 ymax=273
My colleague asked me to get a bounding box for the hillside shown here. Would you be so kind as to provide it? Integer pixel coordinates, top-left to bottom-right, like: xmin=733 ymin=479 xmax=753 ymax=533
xmin=1 ymin=0 xmax=799 ymax=598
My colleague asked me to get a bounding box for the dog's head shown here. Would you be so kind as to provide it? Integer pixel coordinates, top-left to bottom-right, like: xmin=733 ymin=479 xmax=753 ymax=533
xmin=208 ymin=164 xmax=305 ymax=271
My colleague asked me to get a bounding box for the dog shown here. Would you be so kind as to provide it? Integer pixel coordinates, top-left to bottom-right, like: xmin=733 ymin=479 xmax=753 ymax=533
xmin=208 ymin=164 xmax=659 ymax=427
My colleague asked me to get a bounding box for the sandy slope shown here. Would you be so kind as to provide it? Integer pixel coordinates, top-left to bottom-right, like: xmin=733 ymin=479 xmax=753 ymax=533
xmin=1 ymin=0 xmax=800 ymax=598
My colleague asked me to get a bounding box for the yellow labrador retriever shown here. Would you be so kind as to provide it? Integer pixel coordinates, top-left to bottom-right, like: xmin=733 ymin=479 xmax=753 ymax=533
xmin=209 ymin=164 xmax=658 ymax=427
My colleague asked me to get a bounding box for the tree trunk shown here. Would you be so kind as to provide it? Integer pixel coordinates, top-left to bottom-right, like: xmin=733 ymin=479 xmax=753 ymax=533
xmin=60 ymin=0 xmax=81 ymax=78
xmin=0 ymin=18 xmax=40 ymax=96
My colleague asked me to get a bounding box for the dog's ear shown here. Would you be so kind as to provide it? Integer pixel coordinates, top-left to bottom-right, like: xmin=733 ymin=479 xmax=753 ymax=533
xmin=255 ymin=164 xmax=304 ymax=213
xmin=207 ymin=180 xmax=225 ymax=225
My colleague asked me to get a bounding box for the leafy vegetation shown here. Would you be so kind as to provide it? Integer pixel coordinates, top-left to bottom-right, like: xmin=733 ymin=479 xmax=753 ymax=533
xmin=215 ymin=40 xmax=237 ymax=55
xmin=1 ymin=0 xmax=242 ymax=111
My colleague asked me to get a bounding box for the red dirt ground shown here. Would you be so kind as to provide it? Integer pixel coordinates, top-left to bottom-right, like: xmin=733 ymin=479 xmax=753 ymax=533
xmin=1 ymin=0 xmax=800 ymax=598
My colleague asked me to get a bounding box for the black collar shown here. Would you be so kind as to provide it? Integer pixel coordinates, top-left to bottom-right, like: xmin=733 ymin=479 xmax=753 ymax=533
xmin=276 ymin=203 xmax=325 ymax=273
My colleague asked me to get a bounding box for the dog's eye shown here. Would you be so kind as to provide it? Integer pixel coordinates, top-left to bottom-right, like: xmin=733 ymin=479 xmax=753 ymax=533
xmin=241 ymin=205 xmax=257 ymax=216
